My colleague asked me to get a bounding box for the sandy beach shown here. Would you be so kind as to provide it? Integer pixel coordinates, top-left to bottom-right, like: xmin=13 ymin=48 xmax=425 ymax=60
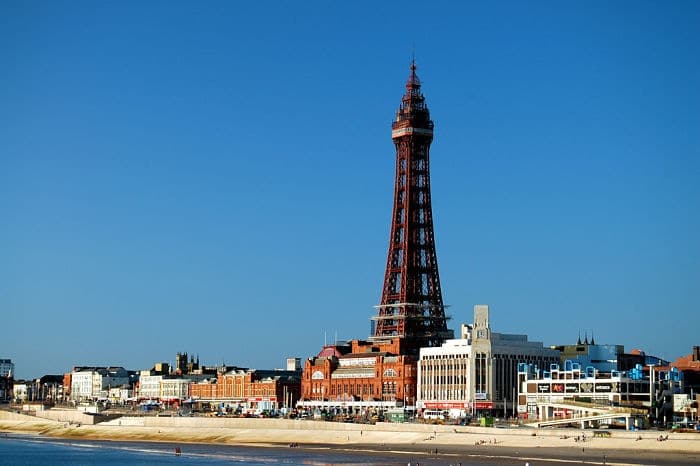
xmin=2 ymin=410 xmax=699 ymax=465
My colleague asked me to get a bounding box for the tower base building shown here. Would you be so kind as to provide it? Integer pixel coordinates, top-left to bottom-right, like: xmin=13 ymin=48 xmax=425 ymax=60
xmin=298 ymin=339 xmax=417 ymax=416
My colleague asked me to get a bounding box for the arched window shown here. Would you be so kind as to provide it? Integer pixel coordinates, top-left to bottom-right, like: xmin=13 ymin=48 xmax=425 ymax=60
xmin=383 ymin=368 xmax=397 ymax=377
xmin=312 ymin=371 xmax=324 ymax=380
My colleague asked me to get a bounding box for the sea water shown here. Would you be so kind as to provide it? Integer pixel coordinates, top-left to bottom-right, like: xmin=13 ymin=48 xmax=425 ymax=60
xmin=0 ymin=434 xmax=452 ymax=466
xmin=0 ymin=433 xmax=555 ymax=466
xmin=3 ymin=433 xmax=685 ymax=466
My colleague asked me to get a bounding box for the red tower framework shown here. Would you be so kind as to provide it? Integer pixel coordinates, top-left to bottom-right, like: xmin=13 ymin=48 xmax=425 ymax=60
xmin=371 ymin=62 xmax=453 ymax=353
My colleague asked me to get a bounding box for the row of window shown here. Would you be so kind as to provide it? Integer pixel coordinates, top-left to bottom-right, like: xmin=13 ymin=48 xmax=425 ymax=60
xmin=310 ymin=381 xmax=413 ymax=397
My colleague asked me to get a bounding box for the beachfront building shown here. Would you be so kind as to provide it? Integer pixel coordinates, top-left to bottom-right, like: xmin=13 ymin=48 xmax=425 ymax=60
xmin=417 ymin=305 xmax=560 ymax=419
xmin=137 ymin=372 xmax=163 ymax=400
xmin=136 ymin=365 xmax=211 ymax=405
xmin=298 ymin=338 xmax=418 ymax=416
xmin=518 ymin=361 xmax=653 ymax=410
xmin=550 ymin=338 xmax=624 ymax=373
xmin=663 ymin=346 xmax=700 ymax=398
xmin=649 ymin=346 xmax=699 ymax=427
xmin=108 ymin=386 xmax=133 ymax=405
xmin=161 ymin=378 xmax=190 ymax=403
xmin=516 ymin=360 xmax=657 ymax=428
xmin=30 ymin=375 xmax=64 ymax=403
xmin=69 ymin=367 xmax=130 ymax=402
xmin=12 ymin=382 xmax=28 ymax=402
xmin=190 ymin=367 xmax=301 ymax=414
xmin=550 ymin=338 xmax=669 ymax=374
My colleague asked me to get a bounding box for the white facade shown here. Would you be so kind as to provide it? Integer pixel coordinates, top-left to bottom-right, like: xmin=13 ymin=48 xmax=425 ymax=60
xmin=13 ymin=383 xmax=28 ymax=402
xmin=160 ymin=378 xmax=190 ymax=400
xmin=138 ymin=374 xmax=163 ymax=400
xmin=418 ymin=305 xmax=560 ymax=417
xmin=71 ymin=371 xmax=95 ymax=401
xmin=518 ymin=362 xmax=653 ymax=425
xmin=138 ymin=373 xmax=192 ymax=401
xmin=108 ymin=387 xmax=133 ymax=404
xmin=417 ymin=339 xmax=473 ymax=418
xmin=71 ymin=367 xmax=130 ymax=401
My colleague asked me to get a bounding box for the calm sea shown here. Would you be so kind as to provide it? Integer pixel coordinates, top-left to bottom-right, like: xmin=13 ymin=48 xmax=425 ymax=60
xmin=4 ymin=433 xmax=685 ymax=466
xmin=0 ymin=434 xmax=522 ymax=466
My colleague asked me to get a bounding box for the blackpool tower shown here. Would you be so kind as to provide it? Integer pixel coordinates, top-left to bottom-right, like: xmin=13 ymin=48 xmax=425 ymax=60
xmin=371 ymin=61 xmax=453 ymax=354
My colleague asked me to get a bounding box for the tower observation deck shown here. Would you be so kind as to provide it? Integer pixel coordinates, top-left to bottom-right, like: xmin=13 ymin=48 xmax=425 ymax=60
xmin=371 ymin=62 xmax=453 ymax=354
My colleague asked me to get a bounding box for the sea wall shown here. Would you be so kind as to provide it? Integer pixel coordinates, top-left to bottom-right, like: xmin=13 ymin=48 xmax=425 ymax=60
xmin=31 ymin=408 xmax=119 ymax=425
xmin=35 ymin=409 xmax=99 ymax=425
xmin=98 ymin=416 xmax=700 ymax=442
xmin=100 ymin=416 xmax=451 ymax=432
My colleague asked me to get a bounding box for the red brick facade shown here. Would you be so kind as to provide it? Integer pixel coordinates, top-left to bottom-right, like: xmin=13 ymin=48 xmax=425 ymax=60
xmin=62 ymin=373 xmax=71 ymax=398
xmin=189 ymin=369 xmax=300 ymax=409
xmin=301 ymin=339 xmax=417 ymax=405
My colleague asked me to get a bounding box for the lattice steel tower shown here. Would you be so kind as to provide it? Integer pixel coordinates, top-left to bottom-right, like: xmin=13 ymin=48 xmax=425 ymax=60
xmin=371 ymin=62 xmax=453 ymax=353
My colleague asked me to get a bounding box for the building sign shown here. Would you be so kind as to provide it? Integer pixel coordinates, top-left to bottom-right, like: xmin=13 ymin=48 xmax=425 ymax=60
xmin=473 ymin=401 xmax=493 ymax=410
xmin=424 ymin=402 xmax=467 ymax=409
xmin=580 ymin=383 xmax=593 ymax=393
xmin=475 ymin=392 xmax=487 ymax=400
xmin=565 ymin=383 xmax=579 ymax=393
xmin=595 ymin=383 xmax=613 ymax=393
xmin=537 ymin=383 xmax=550 ymax=393
xmin=552 ymin=383 xmax=564 ymax=393
xmin=674 ymin=394 xmax=692 ymax=412
xmin=338 ymin=357 xmax=375 ymax=367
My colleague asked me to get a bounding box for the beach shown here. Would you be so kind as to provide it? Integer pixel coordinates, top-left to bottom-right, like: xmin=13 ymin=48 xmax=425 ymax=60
xmin=1 ymin=410 xmax=699 ymax=465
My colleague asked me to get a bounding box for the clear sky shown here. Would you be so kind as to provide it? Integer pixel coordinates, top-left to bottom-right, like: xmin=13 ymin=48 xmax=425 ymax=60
xmin=2 ymin=1 xmax=698 ymax=379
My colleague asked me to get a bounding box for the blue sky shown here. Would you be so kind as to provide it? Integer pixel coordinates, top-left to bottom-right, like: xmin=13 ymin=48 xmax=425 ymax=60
xmin=2 ymin=1 xmax=698 ymax=379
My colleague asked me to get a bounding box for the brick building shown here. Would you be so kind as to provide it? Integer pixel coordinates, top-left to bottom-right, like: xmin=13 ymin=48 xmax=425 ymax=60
xmin=299 ymin=338 xmax=417 ymax=413
xmin=189 ymin=368 xmax=301 ymax=413
xmin=665 ymin=346 xmax=700 ymax=393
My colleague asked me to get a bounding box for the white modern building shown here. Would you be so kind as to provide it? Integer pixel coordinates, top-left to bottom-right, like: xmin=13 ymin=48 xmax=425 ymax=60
xmin=160 ymin=378 xmax=190 ymax=401
xmin=417 ymin=305 xmax=560 ymax=418
xmin=12 ymin=382 xmax=28 ymax=402
xmin=70 ymin=367 xmax=130 ymax=402
xmin=108 ymin=386 xmax=133 ymax=404
xmin=138 ymin=373 xmax=164 ymax=400
xmin=71 ymin=370 xmax=94 ymax=401
xmin=516 ymin=362 xmax=658 ymax=429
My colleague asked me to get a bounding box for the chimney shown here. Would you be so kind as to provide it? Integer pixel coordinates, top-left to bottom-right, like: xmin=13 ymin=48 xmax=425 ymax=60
xmin=693 ymin=346 xmax=700 ymax=362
